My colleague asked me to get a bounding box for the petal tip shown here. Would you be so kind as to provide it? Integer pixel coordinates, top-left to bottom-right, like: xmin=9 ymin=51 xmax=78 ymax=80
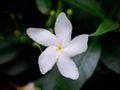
xmin=71 ymin=73 xmax=79 ymax=80
xmin=26 ymin=28 xmax=31 ymax=35
xmin=69 ymin=70 xmax=79 ymax=80
xmin=40 ymin=69 xmax=46 ymax=75
xmin=26 ymin=28 xmax=36 ymax=37
xmin=39 ymin=65 xmax=48 ymax=75
xmin=64 ymin=71 xmax=79 ymax=80
xmin=59 ymin=12 xmax=66 ymax=16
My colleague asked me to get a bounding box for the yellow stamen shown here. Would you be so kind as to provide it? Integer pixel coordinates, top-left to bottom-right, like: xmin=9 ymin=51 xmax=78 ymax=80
xmin=57 ymin=45 xmax=63 ymax=51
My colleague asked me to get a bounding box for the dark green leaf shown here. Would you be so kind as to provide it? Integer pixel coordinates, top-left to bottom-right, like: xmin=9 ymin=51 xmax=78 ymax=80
xmin=35 ymin=67 xmax=59 ymax=90
xmin=35 ymin=0 xmax=51 ymax=14
xmin=0 ymin=51 xmax=17 ymax=65
xmin=90 ymin=19 xmax=119 ymax=36
xmin=101 ymin=43 xmax=120 ymax=74
xmin=55 ymin=77 xmax=68 ymax=90
xmin=0 ymin=47 xmax=18 ymax=65
xmin=0 ymin=41 xmax=10 ymax=50
xmin=4 ymin=59 xmax=30 ymax=75
xmin=64 ymin=0 xmax=106 ymax=20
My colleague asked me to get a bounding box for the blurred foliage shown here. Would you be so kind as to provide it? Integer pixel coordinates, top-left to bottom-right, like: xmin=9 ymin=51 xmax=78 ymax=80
xmin=64 ymin=0 xmax=106 ymax=20
xmin=35 ymin=0 xmax=52 ymax=15
xmin=90 ymin=19 xmax=119 ymax=36
xmin=0 ymin=0 xmax=120 ymax=90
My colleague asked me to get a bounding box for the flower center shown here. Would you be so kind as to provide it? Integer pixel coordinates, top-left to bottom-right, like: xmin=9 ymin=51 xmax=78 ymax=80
xmin=57 ymin=45 xmax=63 ymax=51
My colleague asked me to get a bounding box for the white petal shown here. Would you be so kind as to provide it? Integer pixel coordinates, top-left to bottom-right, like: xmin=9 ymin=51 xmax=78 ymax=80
xmin=38 ymin=46 xmax=57 ymax=74
xmin=55 ymin=12 xmax=72 ymax=45
xmin=57 ymin=53 xmax=79 ymax=79
xmin=27 ymin=28 xmax=58 ymax=46
xmin=63 ymin=34 xmax=89 ymax=57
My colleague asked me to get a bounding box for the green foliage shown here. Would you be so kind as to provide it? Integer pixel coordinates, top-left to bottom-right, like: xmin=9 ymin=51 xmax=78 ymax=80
xmin=101 ymin=46 xmax=120 ymax=74
xmin=0 ymin=50 xmax=17 ymax=65
xmin=0 ymin=41 xmax=17 ymax=65
xmin=4 ymin=59 xmax=30 ymax=75
xmin=90 ymin=19 xmax=120 ymax=36
xmin=101 ymin=36 xmax=120 ymax=74
xmin=64 ymin=0 xmax=106 ymax=20
xmin=35 ymin=0 xmax=52 ymax=14
xmin=35 ymin=67 xmax=59 ymax=90
xmin=55 ymin=77 xmax=68 ymax=90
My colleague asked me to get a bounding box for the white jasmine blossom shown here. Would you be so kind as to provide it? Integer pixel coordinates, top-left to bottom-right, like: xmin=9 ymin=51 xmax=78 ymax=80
xmin=27 ymin=12 xmax=89 ymax=80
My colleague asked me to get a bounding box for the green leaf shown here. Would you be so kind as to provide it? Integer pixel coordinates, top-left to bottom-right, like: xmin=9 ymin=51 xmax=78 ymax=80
xmin=0 ymin=51 xmax=17 ymax=65
xmin=0 ymin=48 xmax=18 ymax=65
xmin=64 ymin=0 xmax=106 ymax=20
xmin=35 ymin=0 xmax=51 ymax=14
xmin=35 ymin=67 xmax=59 ymax=90
xmin=55 ymin=77 xmax=68 ymax=90
xmin=101 ymin=42 xmax=120 ymax=74
xmin=0 ymin=41 xmax=10 ymax=50
xmin=4 ymin=59 xmax=30 ymax=75
xmin=90 ymin=19 xmax=120 ymax=36
xmin=62 ymin=38 xmax=101 ymax=90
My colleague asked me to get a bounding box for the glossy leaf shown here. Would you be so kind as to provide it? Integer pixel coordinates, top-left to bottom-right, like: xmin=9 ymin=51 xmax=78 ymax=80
xmin=64 ymin=0 xmax=106 ymax=20
xmin=90 ymin=19 xmax=119 ymax=36
xmin=35 ymin=0 xmax=51 ymax=14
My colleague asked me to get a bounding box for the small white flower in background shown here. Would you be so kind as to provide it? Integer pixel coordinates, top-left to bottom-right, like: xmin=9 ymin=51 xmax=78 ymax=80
xmin=27 ymin=12 xmax=89 ymax=80
xmin=17 ymin=82 xmax=40 ymax=90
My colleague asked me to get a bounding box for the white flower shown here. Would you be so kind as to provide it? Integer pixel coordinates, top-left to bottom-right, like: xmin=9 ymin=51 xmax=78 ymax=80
xmin=27 ymin=12 xmax=89 ymax=80
xmin=17 ymin=82 xmax=40 ymax=90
